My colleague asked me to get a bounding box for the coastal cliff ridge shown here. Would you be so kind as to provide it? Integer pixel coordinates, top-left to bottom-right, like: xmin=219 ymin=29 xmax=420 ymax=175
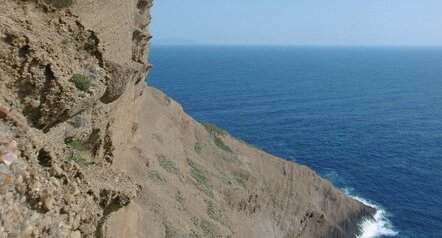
xmin=0 ymin=1 xmax=374 ymax=237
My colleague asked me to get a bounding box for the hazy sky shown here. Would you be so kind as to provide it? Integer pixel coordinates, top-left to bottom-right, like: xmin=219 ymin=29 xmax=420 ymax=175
xmin=150 ymin=0 xmax=442 ymax=46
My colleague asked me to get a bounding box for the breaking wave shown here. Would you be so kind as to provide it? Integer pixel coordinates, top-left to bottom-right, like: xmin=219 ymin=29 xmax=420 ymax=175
xmin=343 ymin=189 xmax=398 ymax=238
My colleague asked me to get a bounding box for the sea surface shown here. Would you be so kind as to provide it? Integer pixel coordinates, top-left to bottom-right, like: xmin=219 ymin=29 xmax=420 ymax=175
xmin=148 ymin=46 xmax=442 ymax=238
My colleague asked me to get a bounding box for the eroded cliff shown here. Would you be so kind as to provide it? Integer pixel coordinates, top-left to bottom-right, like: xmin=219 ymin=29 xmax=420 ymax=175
xmin=0 ymin=1 xmax=374 ymax=237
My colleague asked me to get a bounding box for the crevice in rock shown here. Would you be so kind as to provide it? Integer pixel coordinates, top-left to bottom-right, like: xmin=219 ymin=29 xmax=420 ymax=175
xmin=44 ymin=64 xmax=55 ymax=81
xmin=95 ymin=190 xmax=133 ymax=238
xmin=136 ymin=0 xmax=149 ymax=12
xmin=86 ymin=128 xmax=103 ymax=157
xmin=18 ymin=44 xmax=30 ymax=58
xmin=37 ymin=148 xmax=53 ymax=167
xmin=102 ymin=123 xmax=114 ymax=164
xmin=2 ymin=33 xmax=16 ymax=45
xmin=83 ymin=31 xmax=104 ymax=67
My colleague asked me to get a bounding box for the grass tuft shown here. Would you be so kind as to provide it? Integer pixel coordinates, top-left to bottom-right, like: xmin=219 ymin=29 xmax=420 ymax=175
xmin=149 ymin=170 xmax=167 ymax=183
xmin=202 ymin=123 xmax=227 ymax=137
xmin=194 ymin=131 xmax=202 ymax=153
xmin=206 ymin=200 xmax=222 ymax=221
xmin=235 ymin=177 xmax=247 ymax=189
xmin=66 ymin=139 xmax=91 ymax=166
xmin=213 ymin=136 xmax=232 ymax=152
xmin=200 ymin=219 xmax=221 ymax=238
xmin=194 ymin=141 xmax=202 ymax=153
xmin=202 ymin=123 xmax=232 ymax=152
xmin=70 ymin=154 xmax=90 ymax=167
xmin=67 ymin=139 xmax=87 ymax=151
xmin=71 ymin=74 xmax=91 ymax=92
xmin=152 ymin=90 xmax=172 ymax=106
xmin=187 ymin=158 xmax=213 ymax=197
xmin=157 ymin=154 xmax=178 ymax=174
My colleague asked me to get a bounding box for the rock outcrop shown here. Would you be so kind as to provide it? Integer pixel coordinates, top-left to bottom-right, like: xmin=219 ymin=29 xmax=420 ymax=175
xmin=0 ymin=0 xmax=375 ymax=237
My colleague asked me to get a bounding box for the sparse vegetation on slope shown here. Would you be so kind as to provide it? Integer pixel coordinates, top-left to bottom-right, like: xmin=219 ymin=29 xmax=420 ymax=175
xmin=235 ymin=177 xmax=247 ymax=189
xmin=213 ymin=136 xmax=232 ymax=152
xmin=157 ymin=154 xmax=179 ymax=174
xmin=194 ymin=133 xmax=202 ymax=153
xmin=66 ymin=139 xmax=92 ymax=166
xmin=71 ymin=74 xmax=92 ymax=92
xmin=203 ymin=123 xmax=227 ymax=137
xmin=203 ymin=123 xmax=232 ymax=152
xmin=187 ymin=158 xmax=213 ymax=197
xmin=149 ymin=170 xmax=167 ymax=183
xmin=200 ymin=219 xmax=222 ymax=238
xmin=70 ymin=154 xmax=89 ymax=167
xmin=152 ymin=89 xmax=172 ymax=106
xmin=67 ymin=139 xmax=87 ymax=151
xmin=194 ymin=141 xmax=202 ymax=153
xmin=205 ymin=199 xmax=222 ymax=221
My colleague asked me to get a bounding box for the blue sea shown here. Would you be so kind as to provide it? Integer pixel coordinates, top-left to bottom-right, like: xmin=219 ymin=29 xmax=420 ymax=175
xmin=148 ymin=46 xmax=442 ymax=238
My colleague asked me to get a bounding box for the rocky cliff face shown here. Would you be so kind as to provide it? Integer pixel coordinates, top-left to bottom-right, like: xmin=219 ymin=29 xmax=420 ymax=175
xmin=0 ymin=1 xmax=374 ymax=237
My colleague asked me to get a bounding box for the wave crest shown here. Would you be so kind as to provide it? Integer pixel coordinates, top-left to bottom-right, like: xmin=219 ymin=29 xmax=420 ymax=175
xmin=345 ymin=191 xmax=398 ymax=238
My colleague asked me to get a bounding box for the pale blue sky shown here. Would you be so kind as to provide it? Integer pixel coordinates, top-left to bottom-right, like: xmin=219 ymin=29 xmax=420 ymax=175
xmin=150 ymin=0 xmax=442 ymax=46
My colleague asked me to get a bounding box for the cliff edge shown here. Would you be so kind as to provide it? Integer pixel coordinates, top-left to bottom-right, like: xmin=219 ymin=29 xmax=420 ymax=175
xmin=0 ymin=1 xmax=375 ymax=237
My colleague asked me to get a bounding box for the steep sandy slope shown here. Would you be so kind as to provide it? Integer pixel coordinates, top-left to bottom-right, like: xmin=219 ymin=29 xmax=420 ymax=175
xmin=0 ymin=0 xmax=374 ymax=237
xmin=104 ymin=86 xmax=374 ymax=238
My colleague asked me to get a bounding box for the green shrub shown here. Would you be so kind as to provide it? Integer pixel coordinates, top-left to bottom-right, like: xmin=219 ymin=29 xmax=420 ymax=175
xmin=71 ymin=74 xmax=91 ymax=92
xmin=66 ymin=139 xmax=91 ymax=166
xmin=67 ymin=139 xmax=87 ymax=151
xmin=70 ymin=154 xmax=90 ymax=167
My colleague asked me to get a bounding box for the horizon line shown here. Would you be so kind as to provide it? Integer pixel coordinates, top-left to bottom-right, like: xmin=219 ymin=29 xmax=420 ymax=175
xmin=151 ymin=43 xmax=442 ymax=48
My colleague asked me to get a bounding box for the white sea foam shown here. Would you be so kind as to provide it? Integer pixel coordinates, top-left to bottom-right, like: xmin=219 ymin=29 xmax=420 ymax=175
xmin=343 ymin=189 xmax=398 ymax=238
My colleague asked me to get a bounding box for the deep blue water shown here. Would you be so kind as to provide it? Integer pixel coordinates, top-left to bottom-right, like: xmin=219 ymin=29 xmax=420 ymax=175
xmin=148 ymin=46 xmax=442 ymax=238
